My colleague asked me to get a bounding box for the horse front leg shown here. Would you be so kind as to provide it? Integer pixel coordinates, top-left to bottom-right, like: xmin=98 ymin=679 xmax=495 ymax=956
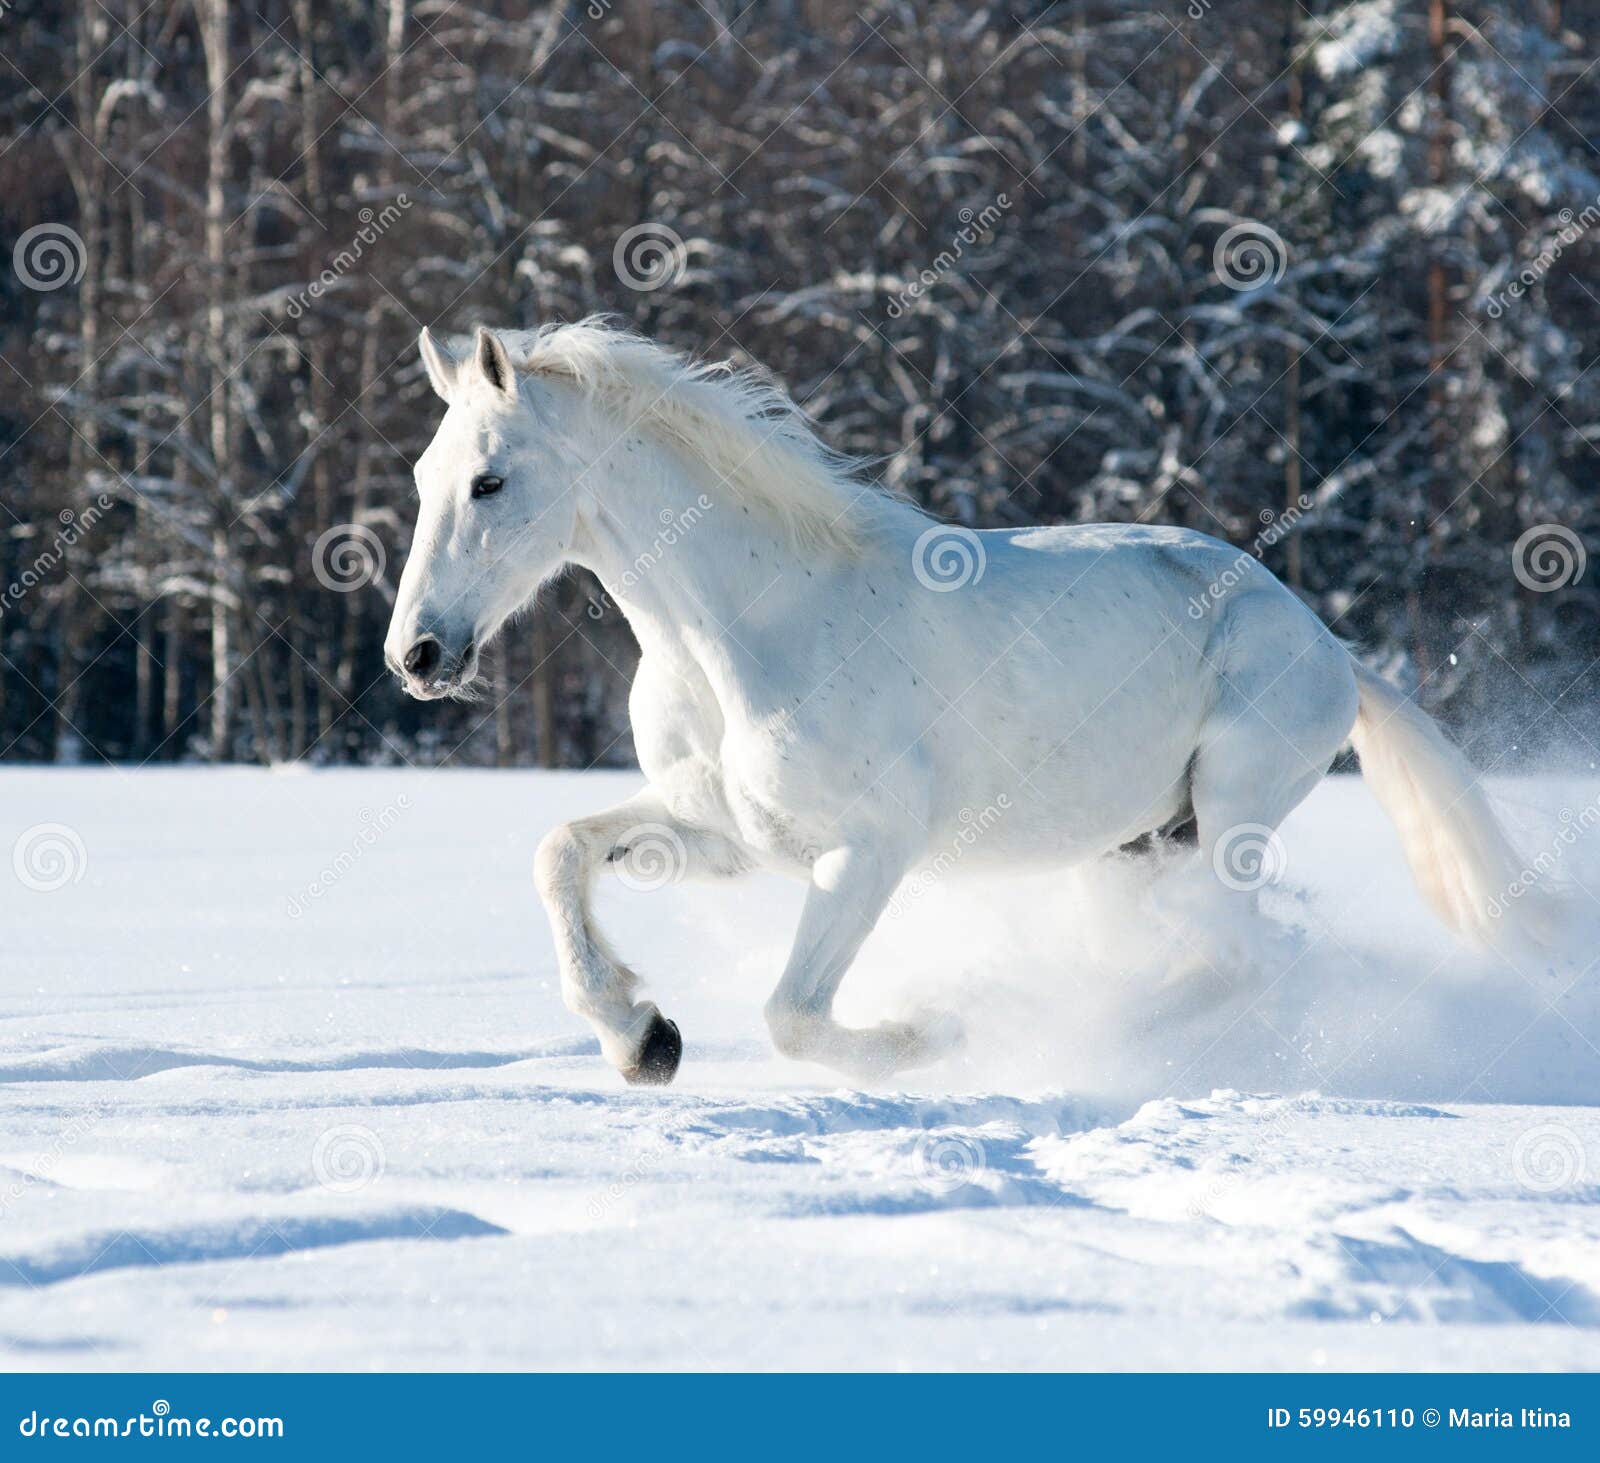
xmin=764 ymin=844 xmax=962 ymax=1082
xmin=534 ymin=791 xmax=745 ymax=1086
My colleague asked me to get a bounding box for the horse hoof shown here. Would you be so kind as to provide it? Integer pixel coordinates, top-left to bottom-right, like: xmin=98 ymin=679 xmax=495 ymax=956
xmin=622 ymin=1012 xmax=682 ymax=1086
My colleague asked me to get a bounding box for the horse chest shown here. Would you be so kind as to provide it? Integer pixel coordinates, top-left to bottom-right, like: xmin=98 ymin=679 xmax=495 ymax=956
xmin=631 ymin=670 xmax=723 ymax=792
xmin=629 ymin=669 xmax=841 ymax=868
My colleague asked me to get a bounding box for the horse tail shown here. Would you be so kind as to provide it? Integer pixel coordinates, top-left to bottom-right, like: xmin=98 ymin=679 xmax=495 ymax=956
xmin=1347 ymin=659 xmax=1569 ymax=953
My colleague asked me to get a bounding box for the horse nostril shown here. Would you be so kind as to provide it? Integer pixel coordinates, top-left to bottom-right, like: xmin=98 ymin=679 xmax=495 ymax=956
xmin=403 ymin=638 xmax=442 ymax=678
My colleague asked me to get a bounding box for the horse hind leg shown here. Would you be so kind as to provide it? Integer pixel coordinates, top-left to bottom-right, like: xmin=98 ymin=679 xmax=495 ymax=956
xmin=1125 ymin=717 xmax=1329 ymax=1014
xmin=1177 ymin=588 xmax=1353 ymax=868
xmin=1190 ymin=725 xmax=1327 ymax=897
xmin=1189 ymin=627 xmax=1358 ymax=901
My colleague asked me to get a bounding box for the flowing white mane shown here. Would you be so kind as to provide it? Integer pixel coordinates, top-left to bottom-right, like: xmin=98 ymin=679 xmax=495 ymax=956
xmin=495 ymin=318 xmax=894 ymax=558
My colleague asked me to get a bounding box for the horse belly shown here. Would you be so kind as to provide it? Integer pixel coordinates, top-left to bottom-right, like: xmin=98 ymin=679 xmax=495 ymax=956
xmin=921 ymin=613 xmax=1208 ymax=864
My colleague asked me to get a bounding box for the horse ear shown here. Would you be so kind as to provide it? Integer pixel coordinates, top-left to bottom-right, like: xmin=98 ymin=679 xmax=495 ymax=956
xmin=472 ymin=326 xmax=516 ymax=399
xmin=418 ymin=327 xmax=456 ymax=402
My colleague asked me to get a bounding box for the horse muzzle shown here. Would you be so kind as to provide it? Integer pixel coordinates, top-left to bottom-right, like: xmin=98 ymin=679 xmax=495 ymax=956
xmin=396 ymin=633 xmax=478 ymax=699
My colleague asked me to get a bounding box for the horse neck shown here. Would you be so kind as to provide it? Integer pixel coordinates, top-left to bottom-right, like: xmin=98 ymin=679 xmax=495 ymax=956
xmin=566 ymin=422 xmax=864 ymax=680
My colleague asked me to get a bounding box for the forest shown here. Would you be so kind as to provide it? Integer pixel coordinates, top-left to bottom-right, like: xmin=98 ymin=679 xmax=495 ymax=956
xmin=2 ymin=0 xmax=1596 ymax=768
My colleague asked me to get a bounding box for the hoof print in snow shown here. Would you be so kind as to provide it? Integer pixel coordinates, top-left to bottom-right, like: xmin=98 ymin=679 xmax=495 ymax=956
xmin=623 ymin=1013 xmax=682 ymax=1087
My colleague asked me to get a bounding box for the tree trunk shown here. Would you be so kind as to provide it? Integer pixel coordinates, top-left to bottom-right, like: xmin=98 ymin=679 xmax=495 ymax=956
xmin=1282 ymin=0 xmax=1304 ymax=591
xmin=202 ymin=0 xmax=234 ymax=758
xmin=55 ymin=6 xmax=108 ymax=760
xmin=533 ymin=612 xmax=558 ymax=769
xmin=1417 ymin=0 xmax=1454 ymax=681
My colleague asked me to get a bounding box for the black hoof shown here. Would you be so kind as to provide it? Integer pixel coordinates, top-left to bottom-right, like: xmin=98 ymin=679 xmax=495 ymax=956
xmin=622 ymin=1012 xmax=682 ymax=1087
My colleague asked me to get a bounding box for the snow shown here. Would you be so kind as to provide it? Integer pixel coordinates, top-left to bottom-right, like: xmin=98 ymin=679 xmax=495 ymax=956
xmin=1311 ymin=1 xmax=1404 ymax=82
xmin=1 ymin=767 xmax=1597 ymax=1371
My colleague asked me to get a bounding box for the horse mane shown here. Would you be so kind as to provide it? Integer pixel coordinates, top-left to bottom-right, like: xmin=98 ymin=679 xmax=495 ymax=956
xmin=491 ymin=318 xmax=891 ymax=558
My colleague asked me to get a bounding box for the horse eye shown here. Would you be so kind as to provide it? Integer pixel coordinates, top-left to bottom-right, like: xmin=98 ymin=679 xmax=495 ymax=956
xmin=471 ymin=473 xmax=504 ymax=499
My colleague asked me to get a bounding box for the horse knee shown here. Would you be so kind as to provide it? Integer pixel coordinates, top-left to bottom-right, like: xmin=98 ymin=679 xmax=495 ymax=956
xmin=534 ymin=822 xmax=582 ymax=904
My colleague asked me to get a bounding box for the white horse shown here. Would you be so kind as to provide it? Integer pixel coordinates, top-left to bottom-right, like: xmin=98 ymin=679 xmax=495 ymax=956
xmin=385 ymin=319 xmax=1557 ymax=1086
